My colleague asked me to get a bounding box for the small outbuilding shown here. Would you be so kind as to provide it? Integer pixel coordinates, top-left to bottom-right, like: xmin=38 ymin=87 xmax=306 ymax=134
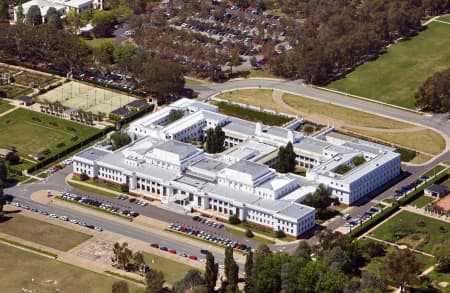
xmin=111 ymin=107 xmax=132 ymax=119
xmin=424 ymin=184 xmax=448 ymax=198
xmin=19 ymin=96 xmax=34 ymax=106
xmin=126 ymin=99 xmax=149 ymax=111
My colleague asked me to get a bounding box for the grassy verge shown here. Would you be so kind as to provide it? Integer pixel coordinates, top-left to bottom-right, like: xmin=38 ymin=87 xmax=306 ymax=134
xmin=0 ymin=243 xmax=143 ymax=293
xmin=235 ymin=223 xmax=295 ymax=242
xmin=326 ymin=21 xmax=450 ymax=109
xmin=0 ymin=237 xmax=57 ymax=258
xmin=408 ymin=153 xmax=432 ymax=164
xmin=165 ymin=229 xmax=247 ymax=254
xmin=410 ymin=195 xmax=436 ymax=208
xmin=224 ymin=226 xmax=275 ymax=245
xmin=0 ymin=213 xmax=91 ymax=251
xmin=56 ymin=196 xmax=132 ymax=220
xmin=344 ymin=127 xmax=445 ymax=156
xmin=67 ymin=180 xmax=118 ymax=197
xmin=72 ymin=175 xmax=123 ymax=195
xmin=217 ymin=89 xmax=285 ymax=112
xmin=104 ymin=270 xmax=145 ymax=285
xmin=424 ymin=165 xmax=446 ymax=177
xmin=213 ymin=101 xmax=292 ymax=126
xmin=142 ymin=251 xmax=197 ymax=284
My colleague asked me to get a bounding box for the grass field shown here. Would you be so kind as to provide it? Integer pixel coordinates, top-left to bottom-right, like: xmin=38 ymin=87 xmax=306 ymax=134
xmin=0 ymin=108 xmax=99 ymax=159
xmin=344 ymin=127 xmax=446 ymax=155
xmin=370 ymin=211 xmax=450 ymax=254
xmin=438 ymin=14 xmax=450 ymax=22
xmin=218 ymin=89 xmax=285 ymax=112
xmin=38 ymin=81 xmax=137 ymax=114
xmin=283 ymin=93 xmax=412 ymax=129
xmin=327 ymin=21 xmax=450 ymax=109
xmin=0 ymin=213 xmax=91 ymax=251
xmin=83 ymin=37 xmax=116 ymax=49
xmin=410 ymin=196 xmax=436 ymax=208
xmin=0 ymin=99 xmax=13 ymax=114
xmin=0 ymin=83 xmax=33 ymax=99
xmin=424 ymin=165 xmax=447 ymax=177
xmin=215 ymin=101 xmax=292 ymax=126
xmin=143 ymin=251 xmax=196 ymax=285
xmin=409 ymin=153 xmax=432 ymax=164
xmin=0 ymin=244 xmax=143 ymax=293
xmin=225 ymin=226 xmax=275 ymax=245
xmin=428 ymin=270 xmax=450 ymax=291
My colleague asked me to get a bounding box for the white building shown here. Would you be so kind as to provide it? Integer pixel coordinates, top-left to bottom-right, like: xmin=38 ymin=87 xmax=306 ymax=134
xmin=13 ymin=0 xmax=103 ymax=23
xmin=72 ymin=98 xmax=401 ymax=236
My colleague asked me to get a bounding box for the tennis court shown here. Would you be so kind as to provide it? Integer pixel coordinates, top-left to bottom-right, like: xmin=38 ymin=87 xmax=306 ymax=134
xmin=38 ymin=81 xmax=137 ymax=114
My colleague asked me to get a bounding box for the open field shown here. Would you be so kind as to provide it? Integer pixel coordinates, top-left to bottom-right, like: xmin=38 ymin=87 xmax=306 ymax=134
xmin=225 ymin=226 xmax=276 ymax=245
xmin=218 ymin=89 xmax=285 ymax=112
xmin=214 ymin=101 xmax=292 ymax=126
xmin=438 ymin=14 xmax=450 ymax=22
xmin=428 ymin=270 xmax=450 ymax=291
xmin=143 ymin=251 xmax=196 ymax=285
xmin=38 ymin=81 xmax=137 ymax=114
xmin=14 ymin=71 xmax=58 ymax=88
xmin=0 ymin=83 xmax=33 ymax=99
xmin=283 ymin=93 xmax=411 ymax=129
xmin=408 ymin=153 xmax=432 ymax=164
xmin=0 ymin=108 xmax=99 ymax=159
xmin=0 ymin=99 xmax=13 ymax=114
xmin=0 ymin=244 xmax=143 ymax=293
xmin=0 ymin=213 xmax=91 ymax=251
xmin=326 ymin=21 xmax=450 ymax=109
xmin=370 ymin=211 xmax=450 ymax=254
xmin=344 ymin=127 xmax=446 ymax=155
xmin=410 ymin=195 xmax=436 ymax=208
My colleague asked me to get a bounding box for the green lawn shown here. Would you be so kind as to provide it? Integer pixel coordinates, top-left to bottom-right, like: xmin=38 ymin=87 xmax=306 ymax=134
xmin=370 ymin=211 xmax=450 ymax=254
xmin=0 ymin=108 xmax=99 ymax=159
xmin=424 ymin=165 xmax=447 ymax=177
xmin=0 ymin=244 xmax=144 ymax=293
xmin=143 ymin=251 xmax=196 ymax=285
xmin=438 ymin=14 xmax=450 ymax=22
xmin=0 ymin=213 xmax=92 ymax=251
xmin=14 ymin=71 xmax=58 ymax=88
xmin=410 ymin=196 xmax=436 ymax=208
xmin=225 ymin=226 xmax=276 ymax=245
xmin=327 ymin=21 xmax=450 ymax=109
xmin=214 ymin=101 xmax=292 ymax=126
xmin=67 ymin=180 xmax=119 ymax=198
xmin=83 ymin=37 xmax=116 ymax=49
xmin=0 ymin=100 xmax=13 ymax=114
xmin=428 ymin=270 xmax=450 ymax=291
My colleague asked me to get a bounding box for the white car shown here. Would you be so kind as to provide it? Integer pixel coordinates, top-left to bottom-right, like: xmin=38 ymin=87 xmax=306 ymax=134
xmin=69 ymin=219 xmax=78 ymax=224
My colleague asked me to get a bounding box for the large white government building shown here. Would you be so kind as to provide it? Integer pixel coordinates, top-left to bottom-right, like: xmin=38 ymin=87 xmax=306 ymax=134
xmin=72 ymin=98 xmax=401 ymax=237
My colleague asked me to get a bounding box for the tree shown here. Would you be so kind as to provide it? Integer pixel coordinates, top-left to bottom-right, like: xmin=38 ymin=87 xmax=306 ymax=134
xmin=214 ymin=125 xmax=225 ymax=152
xmin=120 ymin=183 xmax=129 ymax=193
xmin=381 ymin=248 xmax=421 ymax=291
xmin=360 ymin=271 xmax=387 ymax=293
xmin=415 ymin=68 xmax=450 ymax=113
xmin=111 ymin=132 xmax=131 ymax=150
xmin=250 ymin=56 xmax=258 ymax=68
xmin=173 ymin=269 xmax=205 ymax=293
xmin=256 ymin=0 xmax=266 ymax=12
xmin=293 ymin=241 xmax=312 ymax=261
xmin=0 ymin=180 xmax=4 ymax=217
xmin=65 ymin=9 xmax=81 ymax=33
xmin=228 ymin=214 xmax=241 ymax=225
xmin=111 ymin=242 xmax=133 ymax=270
xmin=228 ymin=50 xmax=241 ymax=76
xmin=205 ymin=125 xmax=225 ymax=154
xmin=145 ymin=270 xmax=165 ymax=293
xmin=321 ymin=246 xmax=351 ymax=273
xmin=224 ymin=246 xmax=234 ymax=281
xmin=5 ymin=152 xmax=20 ymax=165
xmin=167 ymin=109 xmax=184 ymax=123
xmin=204 ymin=252 xmax=218 ymax=292
xmin=79 ymin=173 xmax=89 ymax=181
xmin=275 ymin=229 xmax=286 ymax=238
xmin=25 ymin=5 xmax=42 ymax=25
xmin=114 ymin=43 xmax=136 ymax=64
xmin=245 ymin=229 xmax=254 ymax=238
xmin=361 ymin=240 xmax=385 ymax=258
xmin=244 ymin=250 xmax=253 ymax=290
xmin=204 ymin=128 xmax=216 ymax=154
xmin=46 ymin=7 xmax=63 ymax=29
xmin=16 ymin=2 xmax=24 ymax=23
xmin=0 ymin=0 xmax=9 ymax=22
xmin=226 ymin=260 xmax=239 ymax=293
xmin=133 ymin=251 xmax=145 ymax=270
xmin=303 ymin=184 xmax=331 ymax=219
xmin=275 ymin=142 xmax=296 ymax=173
xmin=0 ymin=159 xmax=7 ymax=182
xmin=112 ymin=281 xmax=129 ymax=293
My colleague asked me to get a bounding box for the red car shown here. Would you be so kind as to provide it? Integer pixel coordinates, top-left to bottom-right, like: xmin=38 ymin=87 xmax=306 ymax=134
xmin=168 ymin=249 xmax=176 ymax=254
xmin=150 ymin=243 xmax=159 ymax=248
xmin=188 ymin=255 xmax=198 ymax=260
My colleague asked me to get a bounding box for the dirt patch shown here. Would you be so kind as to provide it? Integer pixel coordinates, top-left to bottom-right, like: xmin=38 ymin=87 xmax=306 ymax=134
xmin=70 ymin=238 xmax=115 ymax=265
xmin=438 ymin=281 xmax=449 ymax=288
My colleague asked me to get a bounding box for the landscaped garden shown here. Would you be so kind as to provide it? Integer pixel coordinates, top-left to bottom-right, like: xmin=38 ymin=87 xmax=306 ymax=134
xmin=370 ymin=211 xmax=450 ymax=254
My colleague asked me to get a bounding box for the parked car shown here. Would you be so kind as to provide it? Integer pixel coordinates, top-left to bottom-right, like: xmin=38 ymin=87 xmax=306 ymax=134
xmin=160 ymin=246 xmax=168 ymax=251
xmin=150 ymin=243 xmax=159 ymax=248
xmin=189 ymin=255 xmax=198 ymax=260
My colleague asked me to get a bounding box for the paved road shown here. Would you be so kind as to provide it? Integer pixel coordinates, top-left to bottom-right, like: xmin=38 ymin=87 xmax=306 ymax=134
xmin=4 ymin=168 xmax=243 ymax=268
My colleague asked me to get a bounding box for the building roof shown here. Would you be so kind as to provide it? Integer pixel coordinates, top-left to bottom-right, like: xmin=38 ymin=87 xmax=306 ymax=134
xmin=426 ymin=184 xmax=448 ymax=194
xmin=19 ymin=96 xmax=33 ymax=104
xmin=154 ymin=140 xmax=198 ymax=159
xmin=75 ymin=147 xmax=111 ymax=162
xmin=126 ymin=99 xmax=148 ymax=109
xmin=226 ymin=160 xmax=270 ymax=178
xmin=111 ymin=107 xmax=132 ymax=117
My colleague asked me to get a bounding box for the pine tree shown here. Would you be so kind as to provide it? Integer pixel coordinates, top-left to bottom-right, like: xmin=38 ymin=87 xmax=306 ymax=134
xmin=224 ymin=246 xmax=234 ymax=281
xmin=276 ymin=145 xmax=286 ymax=173
xmin=285 ymin=142 xmax=296 ymax=172
xmin=16 ymin=1 xmax=24 ymax=23
xmin=205 ymin=128 xmax=215 ymax=153
xmin=244 ymin=250 xmax=253 ymax=291
xmin=46 ymin=7 xmax=63 ymax=29
xmin=214 ymin=125 xmax=225 ymax=152
xmin=25 ymin=5 xmax=42 ymax=25
xmin=204 ymin=252 xmax=218 ymax=292
xmin=226 ymin=260 xmax=239 ymax=293
xmin=0 ymin=0 xmax=9 ymax=21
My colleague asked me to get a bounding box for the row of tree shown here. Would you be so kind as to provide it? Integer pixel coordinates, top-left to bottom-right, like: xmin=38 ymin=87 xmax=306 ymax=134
xmin=205 ymin=125 xmax=225 ymax=154
xmin=270 ymin=0 xmax=450 ymax=84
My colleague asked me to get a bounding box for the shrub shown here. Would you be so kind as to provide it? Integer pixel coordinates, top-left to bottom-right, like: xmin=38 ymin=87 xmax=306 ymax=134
xmin=303 ymin=125 xmax=314 ymax=134
xmin=275 ymin=230 xmax=286 ymax=238
xmin=41 ymin=149 xmax=51 ymax=155
xmin=439 ymin=226 xmax=448 ymax=233
xmin=49 ymin=121 xmax=58 ymax=127
xmin=120 ymin=183 xmax=129 ymax=193
xmin=412 ymin=234 xmax=421 ymax=241
xmin=416 ymin=221 xmax=426 ymax=227
xmin=228 ymin=214 xmax=241 ymax=225
xmin=66 ymin=127 xmax=76 ymax=132
xmin=335 ymin=164 xmax=352 ymax=175
xmin=353 ymin=156 xmax=366 ymax=166
xmin=245 ymin=229 xmax=254 ymax=238
xmin=71 ymin=136 xmax=79 ymax=142
xmin=79 ymin=173 xmax=89 ymax=181
xmin=32 ymin=117 xmax=41 ymax=122
xmin=56 ymin=142 xmax=65 ymax=148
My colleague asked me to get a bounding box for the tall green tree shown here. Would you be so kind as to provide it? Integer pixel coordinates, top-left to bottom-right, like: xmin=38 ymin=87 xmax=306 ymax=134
xmin=132 ymin=251 xmax=145 ymax=269
xmin=226 ymin=260 xmax=239 ymax=293
xmin=204 ymin=252 xmax=218 ymax=292
xmin=275 ymin=142 xmax=296 ymax=173
xmin=244 ymin=250 xmax=253 ymax=290
xmin=0 ymin=179 xmax=4 ymax=217
xmin=167 ymin=109 xmax=184 ymax=123
xmin=112 ymin=280 xmax=129 ymax=293
xmin=224 ymin=246 xmax=234 ymax=281
xmin=111 ymin=132 xmax=131 ymax=150
xmin=145 ymin=270 xmax=165 ymax=293
xmin=0 ymin=0 xmax=9 ymax=21
xmin=381 ymin=248 xmax=421 ymax=291
xmin=303 ymin=184 xmax=331 ymax=219
xmin=16 ymin=2 xmax=24 ymax=23
xmin=415 ymin=68 xmax=450 ymax=113
xmin=228 ymin=50 xmax=241 ymax=76
xmin=0 ymin=159 xmax=7 ymax=182
xmin=204 ymin=128 xmax=215 ymax=153
xmin=360 ymin=271 xmax=387 ymax=293
xmin=25 ymin=5 xmax=42 ymax=25
xmin=173 ymin=269 xmax=204 ymax=293
xmin=293 ymin=241 xmax=312 ymax=261
xmin=46 ymin=7 xmax=63 ymax=29
xmin=214 ymin=125 xmax=225 ymax=153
